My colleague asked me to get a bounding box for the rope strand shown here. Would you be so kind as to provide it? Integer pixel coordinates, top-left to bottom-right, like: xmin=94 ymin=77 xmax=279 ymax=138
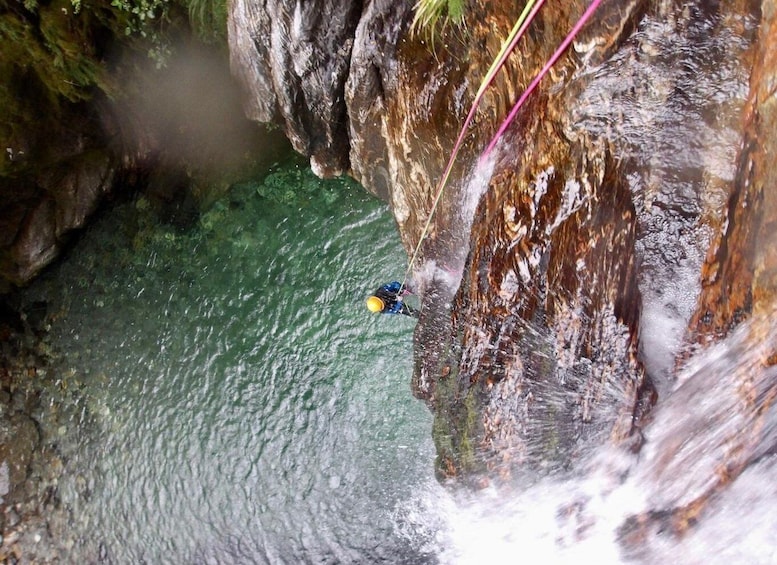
xmin=400 ymin=0 xmax=543 ymax=292
xmin=481 ymin=0 xmax=605 ymax=160
xmin=400 ymin=0 xmax=604 ymax=294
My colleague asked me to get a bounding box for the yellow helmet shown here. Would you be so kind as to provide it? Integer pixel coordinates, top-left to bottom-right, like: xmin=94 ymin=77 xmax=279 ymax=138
xmin=366 ymin=296 xmax=385 ymax=313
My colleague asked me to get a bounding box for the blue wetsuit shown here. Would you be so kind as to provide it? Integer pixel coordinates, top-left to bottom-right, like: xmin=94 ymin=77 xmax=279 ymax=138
xmin=373 ymin=281 xmax=417 ymax=317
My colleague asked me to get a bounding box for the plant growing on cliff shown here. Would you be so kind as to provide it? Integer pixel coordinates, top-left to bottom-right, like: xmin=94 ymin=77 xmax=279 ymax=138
xmin=0 ymin=0 xmax=228 ymax=170
xmin=186 ymin=0 xmax=227 ymax=43
xmin=0 ymin=0 xmax=115 ymax=103
xmin=110 ymin=0 xmax=227 ymax=47
xmin=411 ymin=0 xmax=467 ymax=39
xmin=0 ymin=0 xmax=121 ymax=159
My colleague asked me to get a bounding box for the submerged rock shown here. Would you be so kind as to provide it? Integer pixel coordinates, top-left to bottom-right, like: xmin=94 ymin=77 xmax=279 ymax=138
xmin=0 ymin=301 xmax=87 ymax=563
xmin=0 ymin=413 xmax=40 ymax=505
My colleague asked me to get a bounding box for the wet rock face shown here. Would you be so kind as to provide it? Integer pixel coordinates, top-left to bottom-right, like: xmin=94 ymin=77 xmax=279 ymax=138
xmin=228 ymin=0 xmax=365 ymax=177
xmin=687 ymin=0 xmax=777 ymax=346
xmin=230 ymin=0 xmax=467 ymax=249
xmin=447 ymin=139 xmax=649 ymax=479
xmin=0 ymin=112 xmax=117 ymax=291
xmin=612 ymin=1 xmax=777 ymax=547
xmin=573 ymin=0 xmax=761 ymax=383
xmin=230 ymin=0 xmax=773 ymax=485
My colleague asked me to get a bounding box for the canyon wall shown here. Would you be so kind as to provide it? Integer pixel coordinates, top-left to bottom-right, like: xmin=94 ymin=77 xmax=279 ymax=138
xmin=228 ymin=0 xmax=776 ymax=501
xmin=3 ymin=0 xmax=773 ymax=514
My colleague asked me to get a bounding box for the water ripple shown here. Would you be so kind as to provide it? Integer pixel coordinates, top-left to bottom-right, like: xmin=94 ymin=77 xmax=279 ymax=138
xmin=23 ymin=163 xmax=435 ymax=563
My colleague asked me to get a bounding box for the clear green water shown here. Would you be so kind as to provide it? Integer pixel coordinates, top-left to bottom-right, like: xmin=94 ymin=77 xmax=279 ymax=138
xmin=24 ymin=160 xmax=439 ymax=563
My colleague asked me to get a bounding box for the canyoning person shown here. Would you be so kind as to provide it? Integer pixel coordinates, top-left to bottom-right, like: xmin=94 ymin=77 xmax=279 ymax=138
xmin=366 ymin=281 xmax=418 ymax=318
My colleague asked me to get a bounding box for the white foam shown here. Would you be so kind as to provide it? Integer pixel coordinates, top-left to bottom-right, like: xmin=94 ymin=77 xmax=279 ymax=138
xmin=413 ymin=259 xmax=464 ymax=297
xmin=638 ymin=255 xmax=704 ymax=391
xmin=397 ymin=448 xmax=642 ymax=565
xmin=398 ymin=312 xmax=777 ymax=564
xmin=458 ymin=155 xmax=496 ymax=228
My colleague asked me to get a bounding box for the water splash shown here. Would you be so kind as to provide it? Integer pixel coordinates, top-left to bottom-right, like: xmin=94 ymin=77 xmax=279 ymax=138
xmin=398 ymin=448 xmax=639 ymax=564
xmin=403 ymin=308 xmax=777 ymax=563
xmin=411 ymin=154 xmax=495 ymax=299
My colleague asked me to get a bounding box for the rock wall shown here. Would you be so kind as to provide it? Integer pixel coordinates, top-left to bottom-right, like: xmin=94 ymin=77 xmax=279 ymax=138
xmin=0 ymin=106 xmax=118 ymax=292
xmin=687 ymin=0 xmax=777 ymax=344
xmin=0 ymin=39 xmax=291 ymax=294
xmin=229 ymin=0 xmax=776 ymax=491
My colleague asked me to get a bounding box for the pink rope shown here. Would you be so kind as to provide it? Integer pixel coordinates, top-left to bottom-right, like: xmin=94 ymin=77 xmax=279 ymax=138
xmin=443 ymin=0 xmax=546 ymax=177
xmin=401 ymin=1 xmax=547 ymax=285
xmin=481 ymin=0 xmax=604 ymax=160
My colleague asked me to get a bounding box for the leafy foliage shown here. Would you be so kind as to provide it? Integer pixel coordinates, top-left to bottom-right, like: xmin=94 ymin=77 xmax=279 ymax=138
xmin=0 ymin=0 xmax=228 ymax=172
xmin=0 ymin=0 xmax=121 ymax=168
xmin=186 ymin=0 xmax=226 ymax=43
xmin=411 ymin=0 xmax=468 ymax=40
xmin=108 ymin=0 xmax=227 ymax=49
xmin=0 ymin=0 xmax=115 ymax=103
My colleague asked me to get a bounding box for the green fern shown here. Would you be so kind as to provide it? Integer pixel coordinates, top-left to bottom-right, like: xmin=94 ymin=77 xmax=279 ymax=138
xmin=411 ymin=0 xmax=467 ymax=40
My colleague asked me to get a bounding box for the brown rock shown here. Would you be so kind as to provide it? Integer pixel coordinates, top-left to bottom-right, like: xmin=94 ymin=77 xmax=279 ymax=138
xmin=0 ymin=413 xmax=40 ymax=504
xmin=227 ymin=0 xmax=770 ymax=482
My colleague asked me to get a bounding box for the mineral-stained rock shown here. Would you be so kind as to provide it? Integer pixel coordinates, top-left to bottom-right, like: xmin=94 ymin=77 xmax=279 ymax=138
xmin=443 ymin=134 xmax=651 ymax=480
xmin=613 ymin=0 xmax=777 ymax=547
xmin=686 ymin=0 xmax=777 ymax=351
xmin=228 ymin=0 xmax=772 ymax=485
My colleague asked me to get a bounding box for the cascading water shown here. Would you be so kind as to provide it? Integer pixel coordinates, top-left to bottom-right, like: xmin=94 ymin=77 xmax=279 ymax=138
xmin=9 ymin=4 xmax=776 ymax=561
xmin=403 ymin=5 xmax=775 ymax=560
xmin=421 ymin=308 xmax=777 ymax=565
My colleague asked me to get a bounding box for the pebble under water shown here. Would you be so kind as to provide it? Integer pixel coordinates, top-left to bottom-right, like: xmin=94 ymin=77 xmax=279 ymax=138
xmin=20 ymin=160 xmax=442 ymax=564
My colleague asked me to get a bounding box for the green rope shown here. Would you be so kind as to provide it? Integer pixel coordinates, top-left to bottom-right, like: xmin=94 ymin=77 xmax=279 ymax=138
xmin=481 ymin=0 xmax=605 ymax=159
xmin=400 ymin=0 xmax=604 ymax=297
xmin=400 ymin=0 xmax=542 ymax=293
